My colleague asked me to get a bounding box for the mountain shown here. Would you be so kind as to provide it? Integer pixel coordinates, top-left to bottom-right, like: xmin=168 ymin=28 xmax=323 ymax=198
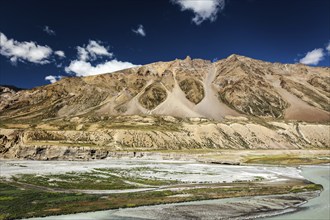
xmin=0 ymin=85 xmax=24 ymax=92
xmin=0 ymin=55 xmax=329 ymax=160
xmin=0 ymin=85 xmax=23 ymax=102
xmin=1 ymin=55 xmax=329 ymax=123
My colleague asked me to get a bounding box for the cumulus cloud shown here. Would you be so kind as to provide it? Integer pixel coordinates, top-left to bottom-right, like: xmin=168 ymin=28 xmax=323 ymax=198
xmin=54 ymin=50 xmax=65 ymax=58
xmin=43 ymin=26 xmax=56 ymax=36
xmin=45 ymin=75 xmax=62 ymax=83
xmin=65 ymin=40 xmax=138 ymax=77
xmin=171 ymin=0 xmax=225 ymax=25
xmin=65 ymin=59 xmax=137 ymax=77
xmin=299 ymin=48 xmax=324 ymax=65
xmin=132 ymin=24 xmax=146 ymax=37
xmin=0 ymin=32 xmax=53 ymax=64
xmin=77 ymin=40 xmax=113 ymax=61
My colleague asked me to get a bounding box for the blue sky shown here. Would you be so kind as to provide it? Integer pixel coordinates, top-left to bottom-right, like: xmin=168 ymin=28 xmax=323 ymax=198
xmin=0 ymin=0 xmax=329 ymax=88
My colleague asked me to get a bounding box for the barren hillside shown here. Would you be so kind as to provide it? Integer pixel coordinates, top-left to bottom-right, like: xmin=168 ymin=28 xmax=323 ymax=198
xmin=0 ymin=55 xmax=329 ymax=159
xmin=1 ymin=55 xmax=329 ymax=122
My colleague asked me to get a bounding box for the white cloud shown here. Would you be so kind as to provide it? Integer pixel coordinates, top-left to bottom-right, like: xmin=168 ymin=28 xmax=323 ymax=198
xmin=43 ymin=26 xmax=56 ymax=36
xmin=326 ymin=42 xmax=330 ymax=53
xmin=77 ymin=40 xmax=113 ymax=61
xmin=65 ymin=40 xmax=139 ymax=77
xmin=0 ymin=32 xmax=53 ymax=64
xmin=65 ymin=40 xmax=138 ymax=77
xmin=45 ymin=75 xmax=62 ymax=83
xmin=171 ymin=0 xmax=225 ymax=25
xmin=299 ymin=48 xmax=324 ymax=65
xmin=54 ymin=50 xmax=65 ymax=58
xmin=65 ymin=59 xmax=137 ymax=77
xmin=132 ymin=25 xmax=146 ymax=37
xmin=77 ymin=46 xmax=89 ymax=61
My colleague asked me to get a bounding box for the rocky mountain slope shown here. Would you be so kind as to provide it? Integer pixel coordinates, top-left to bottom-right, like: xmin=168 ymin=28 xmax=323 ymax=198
xmin=0 ymin=55 xmax=329 ymax=159
xmin=1 ymin=54 xmax=329 ymax=123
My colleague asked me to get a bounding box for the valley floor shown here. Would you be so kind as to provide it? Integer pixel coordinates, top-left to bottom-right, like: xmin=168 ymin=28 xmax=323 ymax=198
xmin=0 ymin=154 xmax=328 ymax=219
xmin=23 ymin=166 xmax=330 ymax=220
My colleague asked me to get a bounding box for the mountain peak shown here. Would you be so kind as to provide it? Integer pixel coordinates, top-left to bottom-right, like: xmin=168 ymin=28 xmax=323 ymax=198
xmin=184 ymin=55 xmax=191 ymax=61
xmin=226 ymin=54 xmax=248 ymax=60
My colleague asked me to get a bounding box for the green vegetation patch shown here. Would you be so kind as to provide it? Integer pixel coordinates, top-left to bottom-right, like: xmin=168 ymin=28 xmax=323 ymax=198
xmin=0 ymin=179 xmax=320 ymax=220
xmin=290 ymin=184 xmax=323 ymax=193
xmin=12 ymin=172 xmax=135 ymax=190
xmin=0 ymin=181 xmax=99 ymax=220
xmin=244 ymin=154 xmax=330 ymax=165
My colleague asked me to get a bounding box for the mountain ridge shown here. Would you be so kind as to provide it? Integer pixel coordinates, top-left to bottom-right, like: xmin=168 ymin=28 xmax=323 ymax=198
xmin=1 ymin=54 xmax=328 ymax=123
xmin=1 ymin=54 xmax=329 ymax=159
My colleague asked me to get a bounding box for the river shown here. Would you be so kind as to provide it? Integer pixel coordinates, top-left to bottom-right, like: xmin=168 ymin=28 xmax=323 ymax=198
xmin=264 ymin=165 xmax=330 ymax=220
xmin=25 ymin=164 xmax=329 ymax=220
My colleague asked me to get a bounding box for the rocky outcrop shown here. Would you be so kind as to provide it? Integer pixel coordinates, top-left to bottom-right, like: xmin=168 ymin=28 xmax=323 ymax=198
xmin=139 ymin=82 xmax=168 ymax=110
xmin=1 ymin=118 xmax=328 ymax=160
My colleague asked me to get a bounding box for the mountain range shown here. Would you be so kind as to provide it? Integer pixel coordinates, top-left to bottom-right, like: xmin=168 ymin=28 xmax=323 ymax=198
xmin=0 ymin=55 xmax=329 ymax=160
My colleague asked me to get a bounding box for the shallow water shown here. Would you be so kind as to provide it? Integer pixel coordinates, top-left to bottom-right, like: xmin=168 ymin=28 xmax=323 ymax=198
xmin=14 ymin=161 xmax=328 ymax=220
xmin=264 ymin=165 xmax=330 ymax=220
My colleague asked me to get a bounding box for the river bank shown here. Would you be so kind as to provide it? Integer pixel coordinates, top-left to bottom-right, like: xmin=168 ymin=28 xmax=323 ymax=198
xmin=265 ymin=165 xmax=330 ymax=220
xmin=23 ymin=165 xmax=328 ymax=220
xmin=0 ymin=159 xmax=325 ymax=219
